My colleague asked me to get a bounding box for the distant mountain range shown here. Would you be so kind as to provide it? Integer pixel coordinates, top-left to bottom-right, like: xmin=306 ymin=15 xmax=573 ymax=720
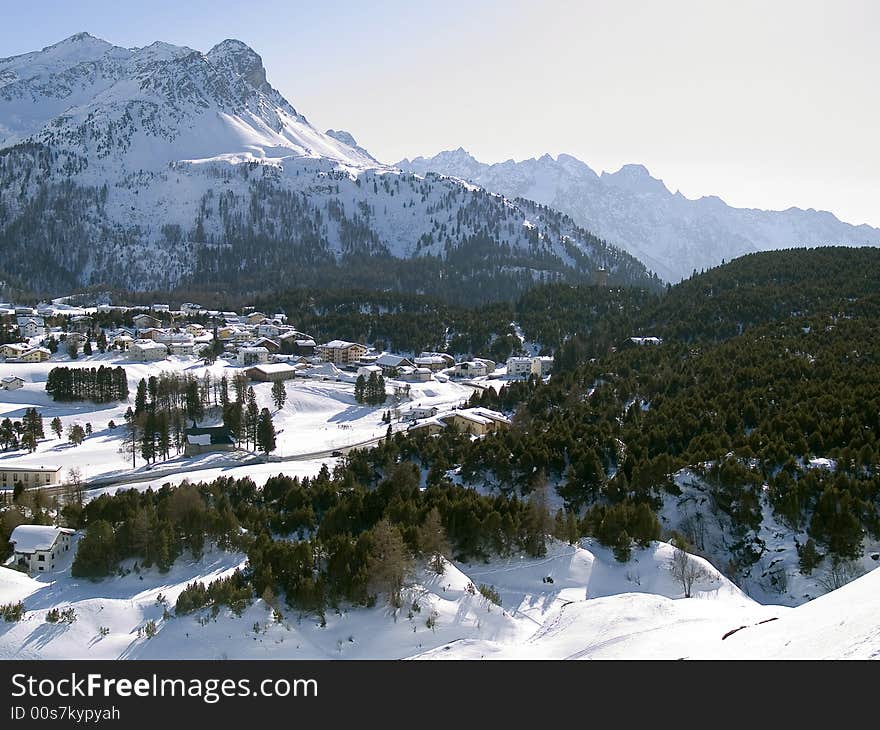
xmin=0 ymin=33 xmax=656 ymax=300
xmin=397 ymin=149 xmax=880 ymax=282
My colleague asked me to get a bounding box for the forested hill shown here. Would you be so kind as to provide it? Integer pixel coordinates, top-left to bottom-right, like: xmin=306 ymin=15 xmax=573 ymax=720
xmin=447 ymin=246 xmax=880 ymax=599
xmin=643 ymin=246 xmax=880 ymax=342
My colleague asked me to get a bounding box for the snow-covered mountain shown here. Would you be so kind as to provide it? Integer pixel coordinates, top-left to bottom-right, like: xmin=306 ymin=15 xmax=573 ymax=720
xmin=397 ymin=149 xmax=880 ymax=283
xmin=0 ymin=34 xmax=656 ymax=299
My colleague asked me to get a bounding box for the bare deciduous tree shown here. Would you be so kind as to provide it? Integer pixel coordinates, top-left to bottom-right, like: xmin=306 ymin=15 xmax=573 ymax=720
xmin=669 ymin=546 xmax=710 ymax=598
xmin=817 ymin=557 xmax=864 ymax=593
xmin=367 ymin=519 xmax=413 ymax=608
xmin=418 ymin=507 xmax=451 ymax=575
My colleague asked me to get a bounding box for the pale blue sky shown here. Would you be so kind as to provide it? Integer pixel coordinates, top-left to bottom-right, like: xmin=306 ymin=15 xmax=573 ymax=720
xmin=2 ymin=0 xmax=878 ymax=226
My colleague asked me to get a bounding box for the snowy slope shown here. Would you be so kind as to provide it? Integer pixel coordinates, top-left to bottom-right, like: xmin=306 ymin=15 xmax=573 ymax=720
xmin=397 ymin=149 xmax=880 ymax=283
xmin=0 ymin=33 xmax=374 ymax=168
xmin=4 ymin=536 xmax=873 ymax=660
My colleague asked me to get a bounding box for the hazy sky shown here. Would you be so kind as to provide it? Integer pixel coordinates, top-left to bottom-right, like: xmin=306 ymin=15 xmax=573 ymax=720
xmin=2 ymin=0 xmax=878 ymax=226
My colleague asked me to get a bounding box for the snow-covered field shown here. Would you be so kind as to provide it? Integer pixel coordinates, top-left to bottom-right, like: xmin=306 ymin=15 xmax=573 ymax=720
xmin=0 ymin=352 xmax=475 ymax=487
xmin=1 ymin=537 xmax=876 ymax=660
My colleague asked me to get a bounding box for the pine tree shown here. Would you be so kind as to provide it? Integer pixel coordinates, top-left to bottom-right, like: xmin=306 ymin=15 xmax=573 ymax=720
xmin=50 ymin=417 xmax=63 ymax=439
xmin=354 ymin=374 xmax=366 ymax=404
xmin=67 ymin=423 xmax=86 ymax=447
xmin=256 ymin=408 xmax=277 ymax=459
xmin=20 ymin=408 xmax=44 ymax=452
xmin=185 ymin=379 xmax=204 ymax=427
xmin=134 ymin=378 xmax=148 ymax=417
xmin=271 ymin=380 xmax=287 ymax=410
xmin=245 ymin=388 xmax=259 ymax=450
xmin=418 ymin=508 xmax=451 ymax=574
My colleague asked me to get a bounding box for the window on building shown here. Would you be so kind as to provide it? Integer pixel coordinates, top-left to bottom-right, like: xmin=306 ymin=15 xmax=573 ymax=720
xmin=38 ymin=554 xmax=45 ymax=562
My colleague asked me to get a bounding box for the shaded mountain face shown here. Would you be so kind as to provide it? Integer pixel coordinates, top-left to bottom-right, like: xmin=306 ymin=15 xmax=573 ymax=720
xmin=397 ymin=150 xmax=880 ymax=283
xmin=0 ymin=33 xmax=656 ymax=300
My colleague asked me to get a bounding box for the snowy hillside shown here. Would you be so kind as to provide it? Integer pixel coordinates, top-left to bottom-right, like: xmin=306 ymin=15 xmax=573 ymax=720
xmin=397 ymin=149 xmax=880 ymax=283
xmin=2 ymin=536 xmax=874 ymax=660
xmin=0 ymin=34 xmax=656 ymax=298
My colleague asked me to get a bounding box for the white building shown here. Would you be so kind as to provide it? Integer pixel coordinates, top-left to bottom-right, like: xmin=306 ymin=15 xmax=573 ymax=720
xmin=0 ymin=375 xmax=25 ymax=390
xmin=0 ymin=464 xmax=63 ymax=489
xmin=531 ymin=356 xmax=554 ymax=377
xmin=506 ymin=357 xmax=534 ymax=378
xmin=168 ymin=341 xmax=195 ymax=356
xmin=451 ymin=360 xmax=489 ymax=378
xmin=9 ymin=525 xmax=74 ymax=574
xmin=398 ymin=366 xmax=432 ymax=382
xmin=237 ymin=346 xmax=270 ymax=366
xmin=129 ymin=339 xmax=168 ymax=361
xmin=17 ymin=317 xmax=45 ymax=338
xmin=401 ymin=405 xmax=440 ymax=422
xmin=357 ymin=364 xmax=383 ymax=379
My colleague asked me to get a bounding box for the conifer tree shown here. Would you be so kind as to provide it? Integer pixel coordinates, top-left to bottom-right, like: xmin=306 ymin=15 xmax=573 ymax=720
xmin=271 ymin=380 xmax=287 ymax=411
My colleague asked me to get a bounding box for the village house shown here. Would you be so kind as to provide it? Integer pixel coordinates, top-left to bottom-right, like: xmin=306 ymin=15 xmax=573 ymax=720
xmin=112 ymin=334 xmax=134 ymax=351
xmin=237 ymin=346 xmax=270 ymax=366
xmin=357 ymin=364 xmax=383 ymax=379
xmin=132 ymin=313 xmax=162 ymax=330
xmin=180 ymin=302 xmax=202 ymax=315
xmin=17 ymin=316 xmax=45 ymax=339
xmin=64 ymin=332 xmax=87 ymax=349
xmin=0 ymin=343 xmax=29 ymax=360
xmin=440 ymin=407 xmax=511 ymax=436
xmin=0 ymin=464 xmax=63 ymax=489
xmin=451 ymin=360 xmax=490 ymax=378
xmin=316 ymin=340 xmax=368 ymax=367
xmin=8 ymin=525 xmax=74 ymax=574
xmin=622 ymin=336 xmax=663 ymax=348
xmin=245 ymin=362 xmax=299 ymax=382
xmin=413 ymin=355 xmax=449 ymax=372
xmin=12 ymin=347 xmax=51 ymax=363
xmin=1 ymin=375 xmax=25 ymax=390
xmin=14 ymin=307 xmax=36 ymax=317
xmin=129 ymin=339 xmax=168 ymax=361
xmin=419 ymin=352 xmax=455 ymax=368
xmin=397 ymin=366 xmax=432 ymax=383
xmin=245 ymin=311 xmax=267 ymax=325
xmin=400 ymin=405 xmax=440 ymax=422
xmin=374 ymin=353 xmax=414 ymax=374
xmin=531 ymin=356 xmax=554 ymax=377
xmin=256 ymin=323 xmax=282 ymax=338
xmin=288 ymin=338 xmax=316 ymax=356
xmin=184 ymin=426 xmax=235 ymax=456
xmin=506 ymin=356 xmax=534 ymax=378
xmin=167 ymin=341 xmax=195 ymax=356
xmin=251 ymin=336 xmax=281 ymax=354
xmin=69 ymin=315 xmax=93 ymax=334
xmin=151 ymin=303 xmax=170 ymax=313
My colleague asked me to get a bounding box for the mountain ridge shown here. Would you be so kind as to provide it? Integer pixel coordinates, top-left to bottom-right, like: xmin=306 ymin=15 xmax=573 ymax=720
xmin=0 ymin=33 xmax=657 ymax=300
xmin=396 ymin=150 xmax=880 ymax=282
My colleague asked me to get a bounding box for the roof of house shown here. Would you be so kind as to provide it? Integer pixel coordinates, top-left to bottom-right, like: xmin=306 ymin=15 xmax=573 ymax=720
xmin=375 ymin=353 xmax=412 ymax=367
xmin=628 ymin=336 xmax=663 ymax=345
xmin=442 ymin=407 xmax=511 ymax=427
xmin=319 ymin=340 xmax=365 ymax=350
xmin=2 ymin=375 xmax=25 ymax=383
xmin=131 ymin=339 xmax=167 ymax=350
xmin=0 ymin=464 xmax=62 ymax=473
xmin=246 ymin=363 xmax=298 ymax=375
xmin=184 ymin=426 xmax=234 ymax=446
xmin=9 ymin=525 xmax=74 ymax=553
